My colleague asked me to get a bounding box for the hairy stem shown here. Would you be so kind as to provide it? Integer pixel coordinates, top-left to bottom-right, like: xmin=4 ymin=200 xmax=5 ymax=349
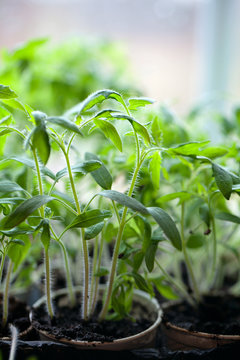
xmin=45 ymin=250 xmax=54 ymax=319
xmin=2 ymin=260 xmax=13 ymax=328
xmin=91 ymin=235 xmax=104 ymax=315
xmin=99 ymin=156 xmax=142 ymax=320
xmin=181 ymin=203 xmax=201 ymax=303
xmin=63 ymin=146 xmax=89 ymax=320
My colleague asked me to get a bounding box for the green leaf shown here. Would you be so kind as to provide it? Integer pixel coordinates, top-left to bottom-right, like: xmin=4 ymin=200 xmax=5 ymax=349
xmin=7 ymin=236 xmax=31 ymax=271
xmin=0 ymin=195 xmax=54 ymax=229
xmin=128 ymin=272 xmax=152 ymax=294
xmin=0 ymin=197 xmax=26 ymax=204
xmin=128 ymin=97 xmax=154 ymax=111
xmin=77 ymin=89 xmax=125 ymax=113
xmin=0 ymin=85 xmax=17 ymax=99
xmin=199 ymin=204 xmax=210 ymax=227
xmin=67 ymin=209 xmax=112 ymax=230
xmin=85 ymin=152 xmax=112 ymax=190
xmin=113 ymin=114 xmax=150 ymax=145
xmin=94 ymin=267 xmax=109 ymax=277
xmin=200 ymin=147 xmax=228 ymax=159
xmin=8 ymin=156 xmax=55 ymax=180
xmin=212 ymin=163 xmax=233 ymax=200
xmin=187 ymin=234 xmax=205 ymax=249
xmin=147 ymin=207 xmax=182 ymax=250
xmin=145 ymin=241 xmax=158 ymax=272
xmin=55 ymin=160 xmax=102 ymax=181
xmin=168 ymin=141 xmax=210 ymax=156
xmin=94 ymin=119 xmax=122 ymax=151
xmin=132 ymin=251 xmax=145 ymax=271
xmin=0 ymin=98 xmax=29 ymax=115
xmin=32 ymin=124 xmax=51 ymax=165
xmin=152 ymin=277 xmax=178 ymax=300
xmin=157 ymin=191 xmax=192 ymax=204
xmin=215 ymin=212 xmax=240 ymax=224
xmin=46 ymin=116 xmax=83 ymax=136
xmin=149 ymin=151 xmax=161 ymax=190
xmin=0 ymin=224 xmax=34 ymax=236
xmin=41 ymin=220 xmax=51 ymax=251
xmin=99 ymin=190 xmax=149 ymax=215
xmin=151 ymin=116 xmax=162 ymax=146
xmin=0 ymin=181 xmax=25 ymax=194
xmin=84 ymin=221 xmax=104 ymax=240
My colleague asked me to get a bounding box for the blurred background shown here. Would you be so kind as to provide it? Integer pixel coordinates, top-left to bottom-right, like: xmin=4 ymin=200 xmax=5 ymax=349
xmin=0 ymin=0 xmax=240 ymax=114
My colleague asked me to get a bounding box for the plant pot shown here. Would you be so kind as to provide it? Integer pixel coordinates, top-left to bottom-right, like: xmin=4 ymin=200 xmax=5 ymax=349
xmin=161 ymin=298 xmax=240 ymax=350
xmin=30 ymin=285 xmax=162 ymax=351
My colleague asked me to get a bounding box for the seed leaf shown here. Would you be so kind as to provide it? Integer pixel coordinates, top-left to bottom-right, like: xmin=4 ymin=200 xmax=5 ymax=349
xmin=147 ymin=207 xmax=182 ymax=251
xmin=99 ymin=190 xmax=149 ymax=215
xmin=145 ymin=241 xmax=158 ymax=272
xmin=0 ymin=195 xmax=54 ymax=229
xmin=67 ymin=209 xmax=112 ymax=229
xmin=85 ymin=152 xmax=112 ymax=190
xmin=212 ymin=163 xmax=233 ymax=200
xmin=0 ymin=181 xmax=25 ymax=194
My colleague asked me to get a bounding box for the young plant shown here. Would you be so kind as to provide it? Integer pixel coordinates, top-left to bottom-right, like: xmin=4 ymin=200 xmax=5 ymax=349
xmin=0 ymin=85 xmax=184 ymax=322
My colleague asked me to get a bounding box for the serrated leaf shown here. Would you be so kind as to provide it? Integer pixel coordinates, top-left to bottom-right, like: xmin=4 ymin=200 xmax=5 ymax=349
xmin=84 ymin=221 xmax=104 ymax=240
xmin=128 ymin=97 xmax=154 ymax=111
xmin=168 ymin=141 xmax=210 ymax=156
xmin=212 ymin=163 xmax=232 ymax=200
xmin=215 ymin=212 xmax=240 ymax=224
xmin=67 ymin=209 xmax=112 ymax=230
xmin=46 ymin=116 xmax=83 ymax=136
xmin=113 ymin=114 xmax=150 ymax=145
xmin=0 ymin=195 xmax=54 ymax=229
xmin=77 ymin=89 xmax=125 ymax=114
xmin=147 ymin=207 xmax=182 ymax=250
xmin=94 ymin=119 xmax=122 ymax=151
xmin=187 ymin=234 xmax=205 ymax=249
xmin=151 ymin=116 xmax=162 ymax=145
xmin=99 ymin=190 xmax=149 ymax=215
xmin=0 ymin=85 xmax=17 ymax=99
xmin=85 ymin=152 xmax=112 ymax=190
xmin=149 ymin=151 xmax=161 ymax=190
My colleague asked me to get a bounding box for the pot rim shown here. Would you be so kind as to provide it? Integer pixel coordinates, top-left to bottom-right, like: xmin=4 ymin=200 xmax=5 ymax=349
xmin=162 ymin=299 xmax=240 ymax=340
xmin=30 ymin=285 xmax=162 ymax=347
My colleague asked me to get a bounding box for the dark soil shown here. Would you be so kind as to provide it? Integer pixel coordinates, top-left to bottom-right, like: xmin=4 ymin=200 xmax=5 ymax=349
xmin=163 ymin=294 xmax=240 ymax=335
xmin=0 ymin=296 xmax=30 ymax=337
xmin=31 ymin=294 xmax=153 ymax=342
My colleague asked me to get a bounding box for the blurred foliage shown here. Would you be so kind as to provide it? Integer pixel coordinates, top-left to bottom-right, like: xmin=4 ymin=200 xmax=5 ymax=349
xmin=0 ymin=37 xmax=140 ymax=115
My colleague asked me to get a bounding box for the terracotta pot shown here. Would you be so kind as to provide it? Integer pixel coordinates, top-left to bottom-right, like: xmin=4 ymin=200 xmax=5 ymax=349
xmin=30 ymin=285 xmax=162 ymax=351
xmin=162 ymin=301 xmax=240 ymax=350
